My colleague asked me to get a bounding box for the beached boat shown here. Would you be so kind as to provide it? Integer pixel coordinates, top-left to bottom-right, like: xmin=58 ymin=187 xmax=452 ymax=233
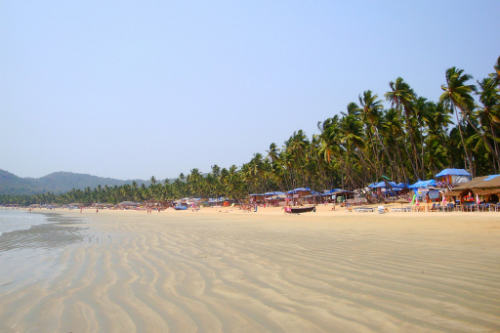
xmin=174 ymin=205 xmax=187 ymax=210
xmin=290 ymin=206 xmax=315 ymax=214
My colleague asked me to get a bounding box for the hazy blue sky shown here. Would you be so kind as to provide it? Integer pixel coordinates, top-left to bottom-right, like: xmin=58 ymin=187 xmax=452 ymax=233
xmin=1 ymin=0 xmax=499 ymax=180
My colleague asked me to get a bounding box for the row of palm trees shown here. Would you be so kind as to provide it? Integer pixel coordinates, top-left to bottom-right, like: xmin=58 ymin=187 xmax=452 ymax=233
xmin=2 ymin=56 xmax=499 ymax=206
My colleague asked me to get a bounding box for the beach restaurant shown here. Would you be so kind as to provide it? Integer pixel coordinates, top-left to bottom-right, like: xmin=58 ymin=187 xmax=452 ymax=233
xmin=445 ymin=175 xmax=500 ymax=204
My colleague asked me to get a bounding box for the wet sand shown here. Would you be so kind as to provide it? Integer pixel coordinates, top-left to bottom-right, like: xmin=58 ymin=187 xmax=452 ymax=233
xmin=0 ymin=208 xmax=499 ymax=332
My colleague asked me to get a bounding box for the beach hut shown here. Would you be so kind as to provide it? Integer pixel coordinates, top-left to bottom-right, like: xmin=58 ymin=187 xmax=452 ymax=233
xmin=408 ymin=179 xmax=442 ymax=202
xmin=435 ymin=169 xmax=471 ymax=188
xmin=333 ymin=190 xmax=356 ymax=203
xmin=368 ymin=181 xmax=407 ymax=198
xmin=446 ymin=175 xmax=500 ymax=203
xmin=286 ymin=188 xmax=311 ymax=203
xmin=408 ymin=179 xmax=437 ymax=189
xmin=249 ymin=193 xmax=265 ymax=203
xmin=302 ymin=191 xmax=322 ymax=204
xmin=264 ymin=191 xmax=286 ymax=206
xmin=264 ymin=191 xmax=285 ymax=197
xmin=94 ymin=203 xmax=114 ymax=208
xmin=206 ymin=197 xmax=227 ymax=206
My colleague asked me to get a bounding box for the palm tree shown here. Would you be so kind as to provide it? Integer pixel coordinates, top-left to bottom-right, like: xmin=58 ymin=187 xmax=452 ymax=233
xmin=359 ymin=90 xmax=396 ymax=178
xmin=266 ymin=143 xmax=279 ymax=163
xmin=489 ymin=56 xmax=500 ymax=90
xmin=385 ymin=78 xmax=421 ymax=179
xmin=477 ymin=77 xmax=500 ymax=171
xmin=440 ymin=67 xmax=500 ymax=175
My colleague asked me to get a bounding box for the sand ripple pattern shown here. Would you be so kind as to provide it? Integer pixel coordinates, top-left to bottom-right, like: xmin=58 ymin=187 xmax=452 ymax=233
xmin=0 ymin=214 xmax=499 ymax=332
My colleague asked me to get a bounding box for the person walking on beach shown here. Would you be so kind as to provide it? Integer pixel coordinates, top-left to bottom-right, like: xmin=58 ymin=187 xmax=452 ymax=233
xmin=80 ymin=207 xmax=83 ymax=213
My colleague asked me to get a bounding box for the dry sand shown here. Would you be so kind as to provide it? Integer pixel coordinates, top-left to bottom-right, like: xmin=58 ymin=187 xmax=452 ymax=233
xmin=0 ymin=206 xmax=499 ymax=332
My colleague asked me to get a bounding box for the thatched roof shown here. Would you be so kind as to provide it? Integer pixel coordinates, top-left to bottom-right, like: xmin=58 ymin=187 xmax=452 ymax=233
xmin=445 ymin=190 xmax=462 ymax=197
xmin=475 ymin=189 xmax=500 ymax=196
xmin=453 ymin=175 xmax=500 ymax=190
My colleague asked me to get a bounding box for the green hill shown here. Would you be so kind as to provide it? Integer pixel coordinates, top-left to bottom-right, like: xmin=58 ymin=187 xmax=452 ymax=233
xmin=0 ymin=169 xmax=151 ymax=195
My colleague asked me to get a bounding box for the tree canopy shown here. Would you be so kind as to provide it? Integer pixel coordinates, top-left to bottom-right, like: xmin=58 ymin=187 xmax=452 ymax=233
xmin=2 ymin=56 xmax=500 ymax=206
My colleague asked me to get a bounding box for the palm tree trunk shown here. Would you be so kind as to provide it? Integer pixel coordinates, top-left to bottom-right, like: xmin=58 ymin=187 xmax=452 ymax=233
xmin=371 ymin=121 xmax=398 ymax=180
xmin=464 ymin=115 xmax=500 ymax=165
xmin=491 ymin=124 xmax=500 ymax=172
xmin=402 ymin=134 xmax=419 ymax=181
xmin=395 ymin=139 xmax=409 ymax=184
xmin=453 ymin=106 xmax=474 ymax=176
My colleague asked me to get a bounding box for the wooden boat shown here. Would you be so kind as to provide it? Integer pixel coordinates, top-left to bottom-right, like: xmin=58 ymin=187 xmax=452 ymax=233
xmin=174 ymin=205 xmax=187 ymax=210
xmin=290 ymin=206 xmax=315 ymax=214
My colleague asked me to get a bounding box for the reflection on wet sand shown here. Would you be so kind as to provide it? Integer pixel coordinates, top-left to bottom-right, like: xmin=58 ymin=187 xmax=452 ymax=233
xmin=0 ymin=213 xmax=87 ymax=252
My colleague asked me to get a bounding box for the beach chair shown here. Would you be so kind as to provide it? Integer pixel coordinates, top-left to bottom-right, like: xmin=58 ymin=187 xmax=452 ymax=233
xmin=378 ymin=206 xmax=385 ymax=214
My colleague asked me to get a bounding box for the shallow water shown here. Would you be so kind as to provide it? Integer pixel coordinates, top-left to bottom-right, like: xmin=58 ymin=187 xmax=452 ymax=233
xmin=0 ymin=209 xmax=48 ymax=236
xmin=0 ymin=211 xmax=88 ymax=294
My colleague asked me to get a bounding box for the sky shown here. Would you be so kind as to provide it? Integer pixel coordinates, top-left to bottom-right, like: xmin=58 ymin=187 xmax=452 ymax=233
xmin=1 ymin=0 xmax=499 ymax=180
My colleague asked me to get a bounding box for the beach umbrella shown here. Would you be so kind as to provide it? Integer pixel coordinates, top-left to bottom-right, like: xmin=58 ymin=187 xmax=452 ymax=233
xmin=395 ymin=198 xmax=408 ymax=207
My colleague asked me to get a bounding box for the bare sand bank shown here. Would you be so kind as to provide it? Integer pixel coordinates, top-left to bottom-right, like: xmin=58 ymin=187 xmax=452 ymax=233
xmin=0 ymin=208 xmax=499 ymax=332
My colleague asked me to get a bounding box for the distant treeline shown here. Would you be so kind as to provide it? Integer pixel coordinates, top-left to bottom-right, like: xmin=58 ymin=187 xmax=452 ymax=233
xmin=2 ymin=56 xmax=500 ymax=206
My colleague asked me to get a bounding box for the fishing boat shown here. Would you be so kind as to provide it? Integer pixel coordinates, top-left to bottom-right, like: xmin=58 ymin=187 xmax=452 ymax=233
xmin=290 ymin=206 xmax=315 ymax=214
xmin=174 ymin=205 xmax=187 ymax=210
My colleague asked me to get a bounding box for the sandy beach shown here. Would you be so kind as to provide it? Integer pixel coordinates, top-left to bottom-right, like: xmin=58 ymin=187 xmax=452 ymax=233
xmin=0 ymin=207 xmax=499 ymax=332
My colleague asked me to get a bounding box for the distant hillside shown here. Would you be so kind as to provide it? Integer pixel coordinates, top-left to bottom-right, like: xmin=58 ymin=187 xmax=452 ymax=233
xmin=0 ymin=169 xmax=152 ymax=195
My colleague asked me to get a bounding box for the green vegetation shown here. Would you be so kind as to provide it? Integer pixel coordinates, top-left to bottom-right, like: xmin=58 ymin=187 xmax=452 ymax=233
xmin=2 ymin=57 xmax=500 ymax=206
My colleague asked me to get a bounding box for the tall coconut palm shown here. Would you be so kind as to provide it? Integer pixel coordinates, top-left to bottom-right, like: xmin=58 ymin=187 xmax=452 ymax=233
xmin=489 ymin=56 xmax=500 ymax=90
xmin=440 ymin=67 xmax=500 ymax=175
xmin=359 ymin=90 xmax=396 ymax=178
xmin=477 ymin=77 xmax=500 ymax=171
xmin=385 ymin=78 xmax=420 ymax=179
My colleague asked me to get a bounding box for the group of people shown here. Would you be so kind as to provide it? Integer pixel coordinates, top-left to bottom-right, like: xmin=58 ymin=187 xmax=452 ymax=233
xmin=241 ymin=203 xmax=258 ymax=212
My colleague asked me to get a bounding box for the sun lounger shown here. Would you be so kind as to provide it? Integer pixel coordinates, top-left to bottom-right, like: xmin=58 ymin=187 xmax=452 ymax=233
xmin=355 ymin=207 xmax=374 ymax=213
xmin=378 ymin=206 xmax=390 ymax=214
